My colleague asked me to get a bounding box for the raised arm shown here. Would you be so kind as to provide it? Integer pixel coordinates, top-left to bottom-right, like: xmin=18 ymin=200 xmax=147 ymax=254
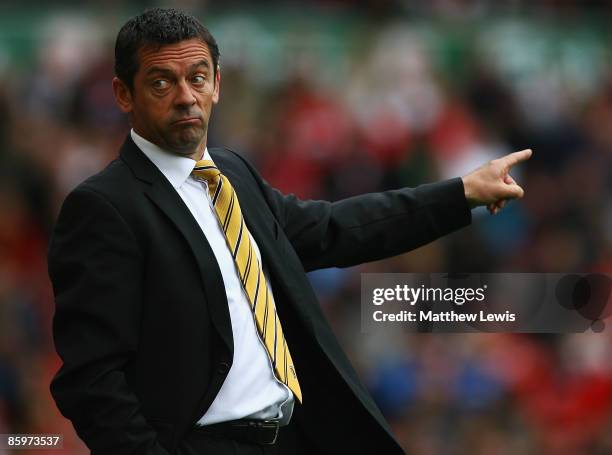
xmin=233 ymin=148 xmax=531 ymax=272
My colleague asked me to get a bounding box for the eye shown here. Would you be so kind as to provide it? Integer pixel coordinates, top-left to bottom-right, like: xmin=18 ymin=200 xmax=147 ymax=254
xmin=192 ymin=75 xmax=206 ymax=85
xmin=152 ymin=79 xmax=170 ymax=90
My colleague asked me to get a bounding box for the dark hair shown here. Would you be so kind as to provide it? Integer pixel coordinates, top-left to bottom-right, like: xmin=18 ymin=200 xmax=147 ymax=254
xmin=114 ymin=8 xmax=220 ymax=91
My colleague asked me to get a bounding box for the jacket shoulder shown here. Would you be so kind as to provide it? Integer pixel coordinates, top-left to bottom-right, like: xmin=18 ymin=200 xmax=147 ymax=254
xmin=69 ymin=156 xmax=140 ymax=204
xmin=209 ymin=147 xmax=247 ymax=167
xmin=209 ymin=146 xmax=263 ymax=182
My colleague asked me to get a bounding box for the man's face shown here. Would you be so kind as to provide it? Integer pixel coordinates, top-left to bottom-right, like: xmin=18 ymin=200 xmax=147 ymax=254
xmin=113 ymin=38 xmax=220 ymax=159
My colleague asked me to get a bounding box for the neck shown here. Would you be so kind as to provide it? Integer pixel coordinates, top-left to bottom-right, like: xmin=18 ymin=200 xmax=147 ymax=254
xmin=187 ymin=144 xmax=206 ymax=161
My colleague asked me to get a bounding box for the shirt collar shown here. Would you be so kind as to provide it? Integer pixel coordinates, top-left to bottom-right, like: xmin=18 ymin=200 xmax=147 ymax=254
xmin=130 ymin=129 xmax=211 ymax=189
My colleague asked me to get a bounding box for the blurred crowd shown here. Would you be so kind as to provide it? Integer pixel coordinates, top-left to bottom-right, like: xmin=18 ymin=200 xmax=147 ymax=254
xmin=1 ymin=1 xmax=612 ymax=454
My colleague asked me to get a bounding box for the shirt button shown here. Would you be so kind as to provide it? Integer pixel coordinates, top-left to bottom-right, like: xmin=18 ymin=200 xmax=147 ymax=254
xmin=218 ymin=362 xmax=230 ymax=375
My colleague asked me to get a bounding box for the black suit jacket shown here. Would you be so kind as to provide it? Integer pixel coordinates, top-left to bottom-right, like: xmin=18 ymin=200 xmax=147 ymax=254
xmin=48 ymin=136 xmax=471 ymax=454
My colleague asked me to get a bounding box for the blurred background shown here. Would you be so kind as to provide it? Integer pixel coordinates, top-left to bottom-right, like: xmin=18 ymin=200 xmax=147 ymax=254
xmin=1 ymin=0 xmax=612 ymax=454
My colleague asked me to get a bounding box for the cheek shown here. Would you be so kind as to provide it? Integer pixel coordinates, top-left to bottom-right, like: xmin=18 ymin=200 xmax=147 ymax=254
xmin=197 ymin=89 xmax=215 ymax=106
xmin=138 ymin=96 xmax=170 ymax=121
xmin=197 ymin=83 xmax=215 ymax=98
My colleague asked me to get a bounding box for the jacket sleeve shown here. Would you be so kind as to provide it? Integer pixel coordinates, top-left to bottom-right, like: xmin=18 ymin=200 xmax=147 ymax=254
xmin=233 ymin=153 xmax=472 ymax=272
xmin=48 ymin=186 xmax=171 ymax=455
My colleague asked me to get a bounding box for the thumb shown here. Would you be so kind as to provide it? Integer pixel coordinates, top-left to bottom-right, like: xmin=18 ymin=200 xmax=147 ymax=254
xmin=501 ymin=183 xmax=525 ymax=200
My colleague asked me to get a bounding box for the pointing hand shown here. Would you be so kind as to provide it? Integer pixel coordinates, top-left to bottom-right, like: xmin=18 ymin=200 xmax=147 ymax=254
xmin=461 ymin=149 xmax=532 ymax=213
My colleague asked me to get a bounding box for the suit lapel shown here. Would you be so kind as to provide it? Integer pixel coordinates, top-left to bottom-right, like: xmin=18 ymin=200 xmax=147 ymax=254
xmin=120 ymin=137 xmax=233 ymax=355
xmin=145 ymin=183 xmax=233 ymax=353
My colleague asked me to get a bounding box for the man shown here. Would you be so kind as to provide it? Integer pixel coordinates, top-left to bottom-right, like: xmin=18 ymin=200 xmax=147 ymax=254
xmin=48 ymin=8 xmax=531 ymax=455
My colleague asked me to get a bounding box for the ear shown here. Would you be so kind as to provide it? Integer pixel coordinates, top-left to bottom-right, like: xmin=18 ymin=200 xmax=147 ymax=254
xmin=112 ymin=77 xmax=133 ymax=113
xmin=212 ymin=66 xmax=221 ymax=105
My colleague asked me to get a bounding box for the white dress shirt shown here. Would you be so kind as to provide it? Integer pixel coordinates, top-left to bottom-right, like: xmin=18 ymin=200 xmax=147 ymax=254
xmin=130 ymin=129 xmax=293 ymax=426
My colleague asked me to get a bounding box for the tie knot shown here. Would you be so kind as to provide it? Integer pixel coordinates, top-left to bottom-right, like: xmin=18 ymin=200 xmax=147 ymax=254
xmin=192 ymin=159 xmax=221 ymax=182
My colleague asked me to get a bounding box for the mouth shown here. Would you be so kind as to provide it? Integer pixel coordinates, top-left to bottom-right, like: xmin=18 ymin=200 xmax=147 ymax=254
xmin=172 ymin=117 xmax=202 ymax=126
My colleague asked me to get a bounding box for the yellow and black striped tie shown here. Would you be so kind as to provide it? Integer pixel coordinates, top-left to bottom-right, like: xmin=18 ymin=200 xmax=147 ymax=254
xmin=192 ymin=159 xmax=302 ymax=403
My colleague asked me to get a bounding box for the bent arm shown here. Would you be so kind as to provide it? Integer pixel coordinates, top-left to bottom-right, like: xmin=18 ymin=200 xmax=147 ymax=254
xmin=48 ymin=187 xmax=170 ymax=455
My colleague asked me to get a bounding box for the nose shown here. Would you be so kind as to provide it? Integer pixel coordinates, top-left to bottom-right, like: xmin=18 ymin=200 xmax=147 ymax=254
xmin=174 ymin=79 xmax=196 ymax=107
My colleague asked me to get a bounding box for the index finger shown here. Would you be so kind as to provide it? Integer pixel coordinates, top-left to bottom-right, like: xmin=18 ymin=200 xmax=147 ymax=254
xmin=501 ymin=149 xmax=532 ymax=168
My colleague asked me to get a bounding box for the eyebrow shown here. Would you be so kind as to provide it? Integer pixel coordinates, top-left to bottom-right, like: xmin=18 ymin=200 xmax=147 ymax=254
xmin=189 ymin=59 xmax=211 ymax=72
xmin=145 ymin=59 xmax=211 ymax=76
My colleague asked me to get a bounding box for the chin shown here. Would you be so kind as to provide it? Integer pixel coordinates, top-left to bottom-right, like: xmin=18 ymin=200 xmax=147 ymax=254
xmin=173 ymin=132 xmax=204 ymax=149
